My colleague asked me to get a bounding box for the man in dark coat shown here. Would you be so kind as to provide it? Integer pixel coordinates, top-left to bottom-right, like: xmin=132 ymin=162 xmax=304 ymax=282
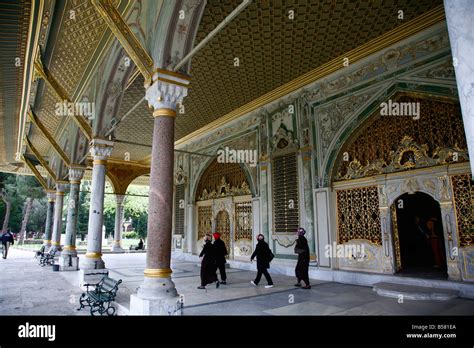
xmin=294 ymin=227 xmax=311 ymax=289
xmin=198 ymin=234 xmax=219 ymax=289
xmin=250 ymin=234 xmax=274 ymax=288
xmin=213 ymin=232 xmax=228 ymax=284
xmin=1 ymin=230 xmax=14 ymax=259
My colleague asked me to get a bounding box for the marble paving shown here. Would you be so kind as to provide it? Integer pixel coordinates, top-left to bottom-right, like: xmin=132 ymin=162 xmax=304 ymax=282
xmin=1 ymin=248 xmax=474 ymax=316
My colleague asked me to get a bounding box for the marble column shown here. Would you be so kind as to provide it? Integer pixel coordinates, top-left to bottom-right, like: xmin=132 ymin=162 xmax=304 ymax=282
xmin=79 ymin=138 xmax=113 ymax=283
xmin=130 ymin=69 xmax=189 ymax=315
xmin=50 ymin=185 xmax=66 ymax=252
xmin=444 ymin=0 xmax=474 ymax=176
xmin=112 ymin=194 xmax=125 ymax=252
xmin=59 ymin=167 xmax=84 ymax=271
xmin=43 ymin=191 xmax=55 ymax=250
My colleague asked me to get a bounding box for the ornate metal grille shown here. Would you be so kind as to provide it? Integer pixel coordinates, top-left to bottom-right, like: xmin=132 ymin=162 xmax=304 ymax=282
xmin=336 ymin=186 xmax=382 ymax=245
xmin=391 ymin=204 xmax=402 ymax=271
xmin=215 ymin=210 xmax=231 ymax=249
xmin=235 ymin=201 xmax=252 ymax=241
xmin=197 ymin=206 xmax=212 ymax=240
xmin=272 ymin=152 xmax=299 ymax=233
xmin=174 ymin=184 xmax=185 ymax=235
xmin=336 ymin=96 xmax=467 ymax=180
xmin=451 ymin=173 xmax=474 ymax=247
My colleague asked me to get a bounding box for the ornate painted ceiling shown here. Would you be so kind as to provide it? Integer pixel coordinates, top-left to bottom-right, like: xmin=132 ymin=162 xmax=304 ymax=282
xmin=0 ymin=0 xmax=444 ymax=184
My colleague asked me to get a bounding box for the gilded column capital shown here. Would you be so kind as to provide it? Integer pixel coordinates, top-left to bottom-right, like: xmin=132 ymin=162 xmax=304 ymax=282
xmin=47 ymin=191 xmax=56 ymax=202
xmin=68 ymin=167 xmax=85 ymax=184
xmin=55 ymin=183 xmax=67 ymax=194
xmin=145 ymin=70 xmax=190 ymax=116
xmin=89 ymin=138 xmax=114 ymax=161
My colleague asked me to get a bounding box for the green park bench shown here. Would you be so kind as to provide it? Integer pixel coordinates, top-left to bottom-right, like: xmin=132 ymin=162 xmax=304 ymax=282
xmin=77 ymin=275 xmax=122 ymax=316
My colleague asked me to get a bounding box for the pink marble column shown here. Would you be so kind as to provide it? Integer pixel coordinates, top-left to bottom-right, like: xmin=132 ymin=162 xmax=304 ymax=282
xmin=131 ymin=69 xmax=189 ymax=315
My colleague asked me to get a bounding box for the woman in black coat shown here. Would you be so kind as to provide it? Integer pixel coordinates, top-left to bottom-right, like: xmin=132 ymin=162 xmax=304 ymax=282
xmin=250 ymin=234 xmax=274 ymax=288
xmin=294 ymin=227 xmax=311 ymax=289
xmin=198 ymin=234 xmax=219 ymax=289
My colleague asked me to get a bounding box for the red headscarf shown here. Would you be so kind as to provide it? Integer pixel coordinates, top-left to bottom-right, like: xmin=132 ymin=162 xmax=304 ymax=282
xmin=213 ymin=232 xmax=220 ymax=240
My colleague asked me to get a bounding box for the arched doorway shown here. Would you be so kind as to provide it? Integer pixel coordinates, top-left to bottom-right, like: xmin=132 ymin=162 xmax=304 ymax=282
xmin=195 ymin=159 xmax=254 ymax=260
xmin=391 ymin=192 xmax=447 ymax=278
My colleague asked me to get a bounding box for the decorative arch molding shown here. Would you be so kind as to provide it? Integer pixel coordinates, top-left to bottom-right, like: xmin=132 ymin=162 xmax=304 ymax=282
xmin=322 ymin=84 xmax=462 ymax=185
xmin=150 ymin=0 xmax=207 ymax=73
xmin=106 ymin=162 xmax=150 ymax=195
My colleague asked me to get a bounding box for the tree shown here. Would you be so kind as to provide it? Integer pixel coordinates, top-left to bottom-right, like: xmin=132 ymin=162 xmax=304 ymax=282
xmin=0 ymin=187 xmax=11 ymax=231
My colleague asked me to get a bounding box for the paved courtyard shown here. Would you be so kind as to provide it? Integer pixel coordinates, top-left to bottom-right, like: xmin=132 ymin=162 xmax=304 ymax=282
xmin=1 ymin=248 xmax=474 ymax=316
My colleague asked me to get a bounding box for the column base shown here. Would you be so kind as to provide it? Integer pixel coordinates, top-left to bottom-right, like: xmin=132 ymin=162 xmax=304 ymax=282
xmin=58 ymin=255 xmax=79 ymax=271
xmin=79 ymin=268 xmax=109 ymax=286
xmin=49 ymin=244 xmax=62 ymax=253
xmin=111 ymin=244 xmax=125 ymax=252
xmin=130 ymin=276 xmax=181 ymax=315
xmin=130 ymin=294 xmax=182 ymax=315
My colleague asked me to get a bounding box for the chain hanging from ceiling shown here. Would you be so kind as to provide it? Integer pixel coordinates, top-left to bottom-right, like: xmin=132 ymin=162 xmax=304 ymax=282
xmin=451 ymin=173 xmax=473 ymax=247
xmin=336 ymin=186 xmax=382 ymax=245
xmin=336 ymin=96 xmax=468 ymax=181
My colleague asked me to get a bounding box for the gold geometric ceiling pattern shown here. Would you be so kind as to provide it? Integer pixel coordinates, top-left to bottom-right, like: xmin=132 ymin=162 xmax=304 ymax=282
xmin=175 ymin=0 xmax=442 ymax=140
xmin=111 ymin=0 xmax=443 ymax=161
xmin=30 ymin=0 xmax=108 ymax=156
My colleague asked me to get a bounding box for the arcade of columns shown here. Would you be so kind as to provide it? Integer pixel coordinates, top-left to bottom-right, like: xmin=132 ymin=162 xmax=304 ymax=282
xmin=36 ymin=0 xmax=474 ymax=314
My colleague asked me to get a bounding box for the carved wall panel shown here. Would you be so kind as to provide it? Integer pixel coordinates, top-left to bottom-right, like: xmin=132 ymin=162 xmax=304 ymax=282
xmin=197 ymin=205 xmax=212 ymax=241
xmin=174 ymin=184 xmax=185 ymax=235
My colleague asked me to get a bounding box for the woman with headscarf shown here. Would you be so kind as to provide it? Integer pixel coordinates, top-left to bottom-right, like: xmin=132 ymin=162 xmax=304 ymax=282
xmin=294 ymin=227 xmax=311 ymax=289
xmin=212 ymin=232 xmax=228 ymax=284
xmin=198 ymin=234 xmax=219 ymax=289
xmin=250 ymin=234 xmax=274 ymax=288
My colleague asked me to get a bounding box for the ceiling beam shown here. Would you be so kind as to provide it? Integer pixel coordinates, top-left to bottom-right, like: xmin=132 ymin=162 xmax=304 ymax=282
xmin=21 ymin=155 xmax=48 ymax=189
xmin=33 ymin=56 xmax=93 ymax=140
xmin=24 ymin=136 xmax=57 ymax=182
xmin=92 ymin=0 xmax=153 ymax=85
xmin=27 ymin=110 xmax=71 ymax=166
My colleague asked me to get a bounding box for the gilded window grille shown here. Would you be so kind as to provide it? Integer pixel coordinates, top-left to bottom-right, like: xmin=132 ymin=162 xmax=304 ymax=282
xmin=272 ymin=152 xmax=299 ymax=233
xmin=451 ymin=173 xmax=474 ymax=247
xmin=336 ymin=96 xmax=467 ymax=180
xmin=197 ymin=205 xmax=213 ymax=240
xmin=235 ymin=201 xmax=252 ymax=241
xmin=336 ymin=186 xmax=382 ymax=245
xmin=215 ymin=210 xmax=231 ymax=249
xmin=174 ymin=184 xmax=185 ymax=235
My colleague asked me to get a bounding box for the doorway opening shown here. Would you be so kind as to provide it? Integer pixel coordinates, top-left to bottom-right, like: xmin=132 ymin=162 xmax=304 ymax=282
xmin=392 ymin=192 xmax=447 ymax=279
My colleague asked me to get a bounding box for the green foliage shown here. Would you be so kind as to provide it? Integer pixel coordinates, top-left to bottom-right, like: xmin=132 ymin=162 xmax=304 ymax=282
xmin=0 ymin=173 xmax=46 ymax=233
xmin=122 ymin=231 xmax=139 ymax=239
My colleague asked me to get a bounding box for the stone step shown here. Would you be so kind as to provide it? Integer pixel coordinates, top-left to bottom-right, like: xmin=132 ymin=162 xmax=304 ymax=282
xmin=373 ymin=282 xmax=459 ymax=301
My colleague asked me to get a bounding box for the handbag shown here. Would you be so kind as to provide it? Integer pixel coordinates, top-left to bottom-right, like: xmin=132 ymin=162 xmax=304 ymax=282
xmin=268 ymin=249 xmax=275 ymax=262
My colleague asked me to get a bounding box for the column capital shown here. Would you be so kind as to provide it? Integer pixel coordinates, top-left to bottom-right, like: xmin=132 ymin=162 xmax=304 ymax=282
xmin=115 ymin=194 xmax=126 ymax=205
xmin=47 ymin=191 xmax=56 ymax=202
xmin=55 ymin=183 xmax=67 ymax=194
xmin=68 ymin=166 xmax=85 ymax=184
xmin=89 ymin=138 xmax=114 ymax=161
xmin=145 ymin=70 xmax=190 ymax=116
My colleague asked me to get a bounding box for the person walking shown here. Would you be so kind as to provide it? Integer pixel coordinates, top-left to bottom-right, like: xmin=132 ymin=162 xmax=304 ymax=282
xmin=250 ymin=234 xmax=274 ymax=288
xmin=294 ymin=227 xmax=311 ymax=289
xmin=2 ymin=229 xmax=14 ymax=259
xmin=213 ymin=232 xmax=228 ymax=284
xmin=198 ymin=234 xmax=219 ymax=289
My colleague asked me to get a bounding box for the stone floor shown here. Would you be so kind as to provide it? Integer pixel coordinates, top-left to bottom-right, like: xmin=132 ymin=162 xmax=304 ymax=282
xmin=1 ymin=248 xmax=474 ymax=316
